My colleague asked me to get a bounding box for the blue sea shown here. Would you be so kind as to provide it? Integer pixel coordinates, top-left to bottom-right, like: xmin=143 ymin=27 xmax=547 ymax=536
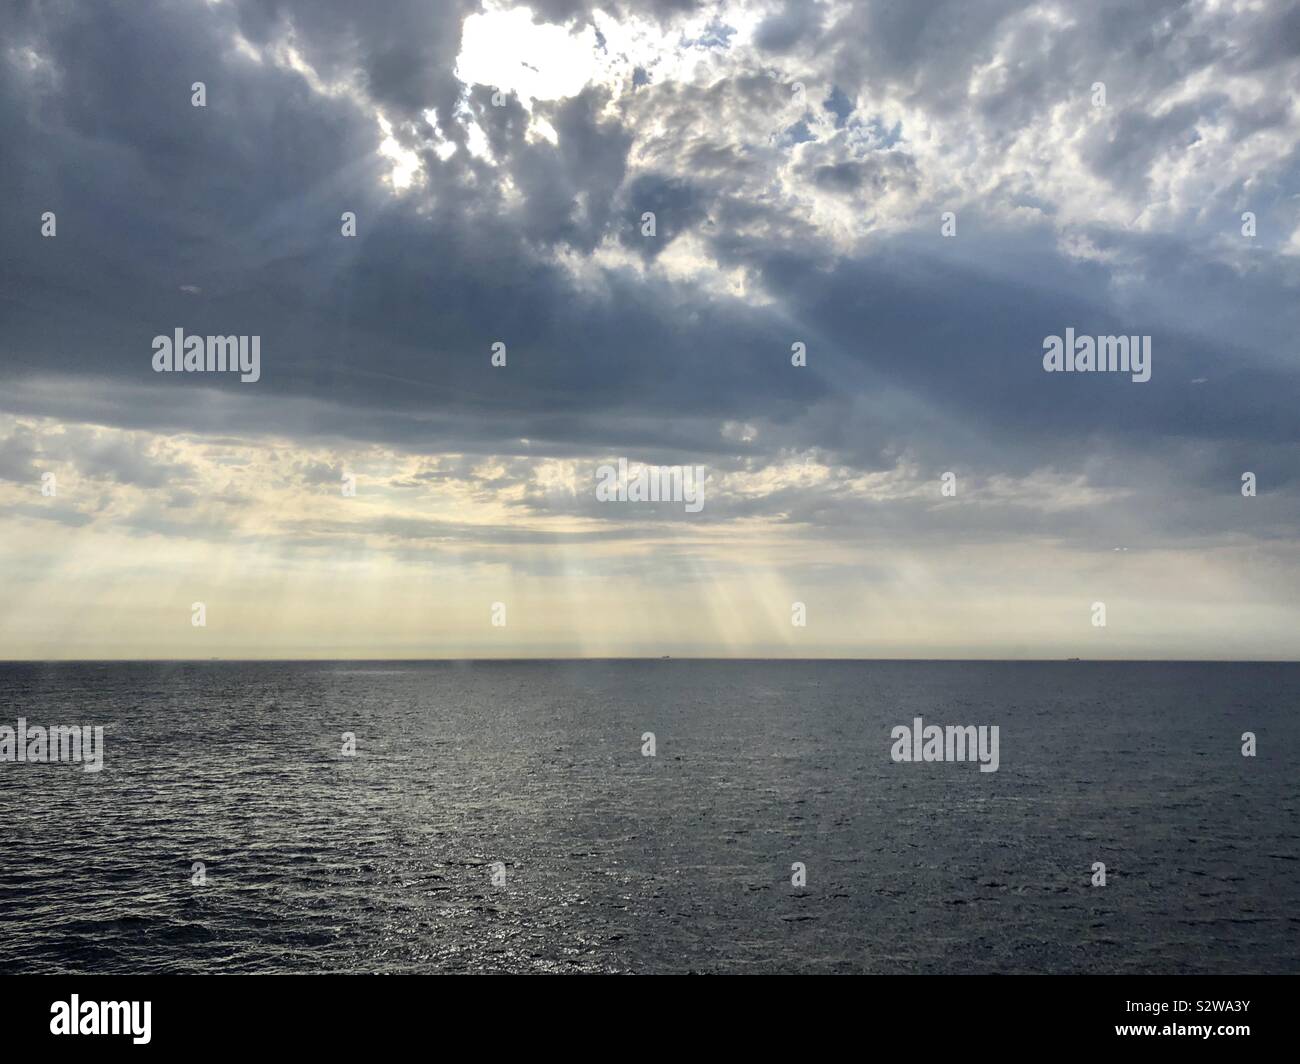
xmin=1 ymin=660 xmax=1296 ymax=973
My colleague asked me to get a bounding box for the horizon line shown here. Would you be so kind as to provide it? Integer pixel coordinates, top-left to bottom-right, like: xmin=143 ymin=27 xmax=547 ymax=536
xmin=2 ymin=656 xmax=1298 ymax=665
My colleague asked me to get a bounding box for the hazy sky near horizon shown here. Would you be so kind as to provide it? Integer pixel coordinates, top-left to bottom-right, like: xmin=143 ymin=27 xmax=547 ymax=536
xmin=2 ymin=0 xmax=1299 ymax=659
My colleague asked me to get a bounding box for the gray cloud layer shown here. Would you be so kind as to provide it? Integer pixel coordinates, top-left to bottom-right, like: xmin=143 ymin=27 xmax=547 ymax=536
xmin=2 ymin=0 xmax=1298 ymax=555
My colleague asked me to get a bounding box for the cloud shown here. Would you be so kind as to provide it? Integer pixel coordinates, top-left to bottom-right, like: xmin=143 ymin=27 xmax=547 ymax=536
xmin=1 ymin=0 xmax=1297 ymax=656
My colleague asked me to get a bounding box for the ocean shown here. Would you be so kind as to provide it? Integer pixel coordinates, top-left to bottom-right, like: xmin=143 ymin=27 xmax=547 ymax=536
xmin=1 ymin=660 xmax=1296 ymax=974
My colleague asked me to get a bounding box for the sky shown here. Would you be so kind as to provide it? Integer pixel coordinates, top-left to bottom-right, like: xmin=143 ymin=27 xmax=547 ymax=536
xmin=1 ymin=0 xmax=1298 ymax=660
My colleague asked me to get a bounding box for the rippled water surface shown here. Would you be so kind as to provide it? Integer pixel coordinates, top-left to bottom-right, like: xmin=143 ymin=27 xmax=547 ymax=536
xmin=1 ymin=660 xmax=1297 ymax=973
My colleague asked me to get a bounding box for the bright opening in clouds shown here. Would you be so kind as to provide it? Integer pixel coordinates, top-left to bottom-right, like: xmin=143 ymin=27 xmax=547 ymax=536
xmin=456 ymin=6 xmax=605 ymax=105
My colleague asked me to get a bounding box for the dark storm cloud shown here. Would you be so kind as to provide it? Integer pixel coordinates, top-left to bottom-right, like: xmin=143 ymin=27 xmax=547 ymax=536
xmin=0 ymin=426 xmax=40 ymax=483
xmin=803 ymin=153 xmax=918 ymax=195
xmin=1080 ymin=98 xmax=1216 ymax=196
xmin=0 ymin=0 xmax=1297 ymax=555
xmin=478 ymin=85 xmax=634 ymax=252
xmin=753 ymin=1 xmax=826 ymax=55
xmin=232 ymin=0 xmax=477 ymax=131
